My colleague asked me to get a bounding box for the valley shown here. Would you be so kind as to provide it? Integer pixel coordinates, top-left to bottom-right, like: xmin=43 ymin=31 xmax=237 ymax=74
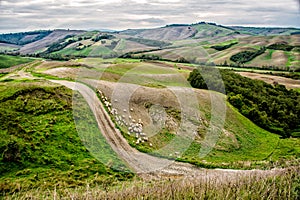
xmin=0 ymin=22 xmax=299 ymax=199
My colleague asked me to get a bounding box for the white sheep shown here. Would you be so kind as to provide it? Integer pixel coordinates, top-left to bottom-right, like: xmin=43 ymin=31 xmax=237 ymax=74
xmin=140 ymin=133 xmax=146 ymax=137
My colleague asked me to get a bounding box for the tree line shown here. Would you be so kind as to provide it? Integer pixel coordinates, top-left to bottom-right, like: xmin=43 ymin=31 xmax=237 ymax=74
xmin=230 ymin=47 xmax=266 ymax=65
xmin=188 ymin=68 xmax=300 ymax=138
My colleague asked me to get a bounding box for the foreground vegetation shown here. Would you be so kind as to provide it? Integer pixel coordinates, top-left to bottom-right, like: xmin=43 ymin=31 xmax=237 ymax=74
xmin=6 ymin=166 xmax=300 ymax=199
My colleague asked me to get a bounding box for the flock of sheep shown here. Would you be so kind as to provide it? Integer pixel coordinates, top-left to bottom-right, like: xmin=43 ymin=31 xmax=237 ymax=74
xmin=98 ymin=90 xmax=153 ymax=147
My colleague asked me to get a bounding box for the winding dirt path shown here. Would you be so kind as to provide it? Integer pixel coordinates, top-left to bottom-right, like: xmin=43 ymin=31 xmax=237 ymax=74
xmin=50 ymin=80 xmax=286 ymax=180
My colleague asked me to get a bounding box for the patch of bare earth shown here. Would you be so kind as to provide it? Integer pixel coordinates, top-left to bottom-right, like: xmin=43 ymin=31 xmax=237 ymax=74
xmin=271 ymin=51 xmax=288 ymax=66
xmin=237 ymin=72 xmax=300 ymax=89
xmin=43 ymin=67 xmax=80 ymax=79
xmin=35 ymin=60 xmax=84 ymax=70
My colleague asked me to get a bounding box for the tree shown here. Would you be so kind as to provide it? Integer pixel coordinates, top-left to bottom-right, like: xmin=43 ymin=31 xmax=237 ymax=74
xmin=228 ymin=94 xmax=243 ymax=109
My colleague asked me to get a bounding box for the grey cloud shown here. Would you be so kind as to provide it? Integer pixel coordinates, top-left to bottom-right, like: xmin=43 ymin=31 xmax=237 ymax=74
xmin=118 ymin=17 xmax=165 ymax=24
xmin=0 ymin=0 xmax=299 ymax=33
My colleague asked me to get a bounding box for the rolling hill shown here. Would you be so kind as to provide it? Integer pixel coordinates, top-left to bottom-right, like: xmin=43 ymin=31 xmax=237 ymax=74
xmin=0 ymin=22 xmax=298 ymax=70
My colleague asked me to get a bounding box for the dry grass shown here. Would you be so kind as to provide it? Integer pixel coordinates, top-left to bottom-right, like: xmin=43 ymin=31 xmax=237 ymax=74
xmin=4 ymin=166 xmax=299 ymax=200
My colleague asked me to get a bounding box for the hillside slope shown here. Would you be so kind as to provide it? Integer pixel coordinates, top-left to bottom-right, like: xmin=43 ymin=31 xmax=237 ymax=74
xmin=0 ymin=80 xmax=132 ymax=193
xmin=36 ymin=59 xmax=300 ymax=168
xmin=121 ymin=25 xmax=197 ymax=41
xmin=19 ymin=30 xmax=85 ymax=55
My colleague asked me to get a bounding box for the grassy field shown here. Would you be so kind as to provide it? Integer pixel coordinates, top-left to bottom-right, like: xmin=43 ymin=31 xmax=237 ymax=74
xmin=58 ymin=45 xmax=116 ymax=58
xmin=0 ymin=55 xmax=34 ymax=69
xmin=0 ymin=80 xmax=133 ymax=195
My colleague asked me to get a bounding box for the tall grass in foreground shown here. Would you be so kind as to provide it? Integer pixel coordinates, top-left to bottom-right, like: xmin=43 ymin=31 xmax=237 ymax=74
xmin=5 ymin=166 xmax=300 ymax=200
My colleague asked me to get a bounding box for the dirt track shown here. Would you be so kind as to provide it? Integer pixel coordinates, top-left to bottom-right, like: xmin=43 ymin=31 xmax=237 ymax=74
xmin=51 ymin=80 xmax=286 ymax=180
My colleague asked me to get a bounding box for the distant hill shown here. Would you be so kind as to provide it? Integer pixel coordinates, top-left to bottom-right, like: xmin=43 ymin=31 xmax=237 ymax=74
xmin=229 ymin=26 xmax=300 ymax=36
xmin=120 ymin=22 xmax=299 ymax=41
xmin=19 ymin=29 xmax=85 ymax=55
xmin=0 ymin=30 xmax=53 ymax=45
xmin=0 ymin=22 xmax=299 ymax=69
xmin=121 ymin=25 xmax=198 ymax=41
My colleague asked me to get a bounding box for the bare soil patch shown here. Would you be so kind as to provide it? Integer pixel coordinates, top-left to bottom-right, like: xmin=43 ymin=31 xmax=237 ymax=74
xmin=237 ymin=72 xmax=300 ymax=89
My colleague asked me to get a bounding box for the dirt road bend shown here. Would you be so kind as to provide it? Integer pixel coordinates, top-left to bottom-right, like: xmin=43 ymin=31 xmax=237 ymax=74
xmin=50 ymin=80 xmax=286 ymax=180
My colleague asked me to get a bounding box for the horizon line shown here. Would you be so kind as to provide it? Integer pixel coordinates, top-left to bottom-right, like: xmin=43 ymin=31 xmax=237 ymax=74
xmin=1 ymin=21 xmax=300 ymax=34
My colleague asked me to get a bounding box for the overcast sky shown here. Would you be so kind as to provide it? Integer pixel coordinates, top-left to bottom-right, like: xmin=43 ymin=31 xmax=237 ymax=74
xmin=0 ymin=0 xmax=299 ymax=33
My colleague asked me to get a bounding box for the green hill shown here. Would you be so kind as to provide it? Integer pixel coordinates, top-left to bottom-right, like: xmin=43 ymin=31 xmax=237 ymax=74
xmin=0 ymin=80 xmax=133 ymax=194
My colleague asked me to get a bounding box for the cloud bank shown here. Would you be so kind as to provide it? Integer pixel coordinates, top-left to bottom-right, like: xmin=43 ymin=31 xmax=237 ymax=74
xmin=0 ymin=0 xmax=299 ymax=32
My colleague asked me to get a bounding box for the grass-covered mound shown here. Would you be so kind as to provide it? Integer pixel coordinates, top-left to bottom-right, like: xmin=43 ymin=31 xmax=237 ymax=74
xmin=0 ymin=81 xmax=133 ymax=194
